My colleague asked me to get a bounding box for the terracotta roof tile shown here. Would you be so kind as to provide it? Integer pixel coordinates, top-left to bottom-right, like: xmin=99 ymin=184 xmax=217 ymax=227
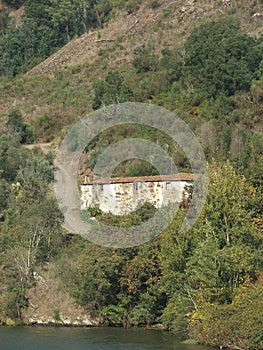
xmin=83 ymin=173 xmax=198 ymax=185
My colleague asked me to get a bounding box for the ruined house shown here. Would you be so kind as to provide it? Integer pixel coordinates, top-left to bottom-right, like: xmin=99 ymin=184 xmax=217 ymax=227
xmin=80 ymin=173 xmax=197 ymax=215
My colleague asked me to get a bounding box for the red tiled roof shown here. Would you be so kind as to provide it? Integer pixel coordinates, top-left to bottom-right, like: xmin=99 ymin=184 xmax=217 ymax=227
xmin=84 ymin=173 xmax=198 ymax=185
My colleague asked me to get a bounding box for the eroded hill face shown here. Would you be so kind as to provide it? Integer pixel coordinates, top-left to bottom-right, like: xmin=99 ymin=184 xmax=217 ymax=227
xmin=26 ymin=0 xmax=263 ymax=76
xmin=0 ymin=0 xmax=262 ymax=140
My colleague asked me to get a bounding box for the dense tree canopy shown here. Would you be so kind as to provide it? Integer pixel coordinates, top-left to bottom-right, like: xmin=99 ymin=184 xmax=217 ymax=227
xmin=0 ymin=0 xmax=113 ymax=75
xmin=183 ymin=18 xmax=263 ymax=98
xmin=92 ymin=71 xmax=134 ymax=109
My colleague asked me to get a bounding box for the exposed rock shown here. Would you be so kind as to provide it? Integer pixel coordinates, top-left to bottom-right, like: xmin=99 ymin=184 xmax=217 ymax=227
xmin=24 ymin=315 xmax=100 ymax=327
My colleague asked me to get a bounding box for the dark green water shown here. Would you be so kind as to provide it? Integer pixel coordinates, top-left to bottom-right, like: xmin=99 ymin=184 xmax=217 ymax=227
xmin=0 ymin=327 xmax=212 ymax=350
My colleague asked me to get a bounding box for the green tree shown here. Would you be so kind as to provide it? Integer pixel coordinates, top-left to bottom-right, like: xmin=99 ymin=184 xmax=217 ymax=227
xmin=205 ymin=161 xmax=259 ymax=249
xmin=0 ymin=146 xmax=28 ymax=182
xmin=119 ymin=252 xmax=160 ymax=326
xmin=2 ymin=0 xmax=25 ymax=8
xmin=15 ymin=153 xmax=53 ymax=205
xmin=92 ymin=71 xmax=134 ymax=109
xmin=48 ymin=0 xmax=83 ymax=41
xmin=133 ymin=48 xmax=158 ymax=73
xmin=0 ymin=198 xmax=63 ymax=320
xmin=1 ymin=199 xmax=62 ymax=291
xmin=0 ymin=179 xmax=9 ymax=216
xmin=184 ymin=18 xmax=263 ymax=97
xmin=57 ymin=242 xmax=123 ymax=312
xmin=185 ymin=224 xmax=220 ymax=304
xmin=190 ymin=276 xmax=263 ymax=349
xmin=24 ymin=0 xmax=53 ymax=27
xmin=0 ymin=19 xmax=52 ymax=76
xmin=5 ymin=109 xmax=35 ymax=143
xmin=0 ymin=12 xmax=10 ymax=38
xmin=160 ymin=161 xmax=262 ymax=339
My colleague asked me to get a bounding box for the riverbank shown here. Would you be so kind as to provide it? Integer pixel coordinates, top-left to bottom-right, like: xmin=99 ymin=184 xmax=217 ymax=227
xmin=0 ymin=314 xmax=101 ymax=327
xmin=23 ymin=314 xmax=101 ymax=327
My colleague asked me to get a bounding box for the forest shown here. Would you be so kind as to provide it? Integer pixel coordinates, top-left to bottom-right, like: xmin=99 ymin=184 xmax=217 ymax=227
xmin=0 ymin=0 xmax=262 ymax=349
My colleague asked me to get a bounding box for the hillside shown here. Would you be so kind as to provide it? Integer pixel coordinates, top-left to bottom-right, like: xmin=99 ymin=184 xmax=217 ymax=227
xmin=26 ymin=0 xmax=246 ymax=76
xmin=0 ymin=0 xmax=262 ymax=136
xmin=0 ymin=1 xmax=262 ymax=348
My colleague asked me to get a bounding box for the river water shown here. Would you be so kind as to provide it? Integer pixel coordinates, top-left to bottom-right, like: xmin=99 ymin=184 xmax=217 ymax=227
xmin=0 ymin=326 xmax=212 ymax=350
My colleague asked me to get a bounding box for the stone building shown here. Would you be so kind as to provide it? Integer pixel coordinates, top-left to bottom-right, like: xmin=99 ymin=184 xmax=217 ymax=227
xmin=80 ymin=173 xmax=197 ymax=215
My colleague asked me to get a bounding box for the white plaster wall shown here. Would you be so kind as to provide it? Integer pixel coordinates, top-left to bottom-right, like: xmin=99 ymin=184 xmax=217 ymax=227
xmin=80 ymin=185 xmax=93 ymax=209
xmin=81 ymin=180 xmax=193 ymax=215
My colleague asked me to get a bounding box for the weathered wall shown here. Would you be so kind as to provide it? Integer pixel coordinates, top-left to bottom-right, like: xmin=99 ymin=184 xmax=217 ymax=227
xmin=81 ymin=180 xmax=192 ymax=215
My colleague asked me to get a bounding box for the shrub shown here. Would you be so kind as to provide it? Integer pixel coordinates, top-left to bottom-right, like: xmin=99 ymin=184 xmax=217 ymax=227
xmin=133 ymin=48 xmax=158 ymax=73
xmin=125 ymin=0 xmax=140 ymax=14
xmin=92 ymin=71 xmax=134 ymax=109
xmin=183 ymin=18 xmax=263 ymax=98
xmin=148 ymin=0 xmax=161 ymax=9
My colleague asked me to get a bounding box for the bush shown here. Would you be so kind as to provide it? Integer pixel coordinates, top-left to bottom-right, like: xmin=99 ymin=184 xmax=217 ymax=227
xmin=34 ymin=114 xmax=55 ymax=140
xmin=183 ymin=18 xmax=263 ymax=98
xmin=0 ymin=179 xmax=9 ymax=215
xmin=133 ymin=48 xmax=158 ymax=73
xmin=5 ymin=109 xmax=36 ymax=144
xmin=148 ymin=0 xmax=161 ymax=9
xmin=2 ymin=0 xmax=25 ymax=8
xmin=0 ymin=12 xmax=10 ymax=38
xmin=125 ymin=0 xmax=140 ymax=14
xmin=86 ymin=205 xmax=102 ymax=217
xmin=190 ymin=278 xmax=263 ymax=349
xmin=53 ymin=308 xmax=61 ymax=322
xmin=92 ymin=71 xmax=134 ymax=109
xmin=102 ymin=305 xmax=124 ymax=325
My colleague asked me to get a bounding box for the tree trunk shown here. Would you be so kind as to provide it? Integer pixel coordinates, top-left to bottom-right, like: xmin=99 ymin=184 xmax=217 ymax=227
xmin=82 ymin=3 xmax=87 ymax=32
xmin=66 ymin=17 xmax=70 ymax=42
xmin=94 ymin=4 xmax=103 ymax=29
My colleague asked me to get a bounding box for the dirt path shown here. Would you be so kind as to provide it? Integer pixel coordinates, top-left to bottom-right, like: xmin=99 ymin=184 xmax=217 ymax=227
xmin=23 ymin=142 xmax=56 ymax=154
